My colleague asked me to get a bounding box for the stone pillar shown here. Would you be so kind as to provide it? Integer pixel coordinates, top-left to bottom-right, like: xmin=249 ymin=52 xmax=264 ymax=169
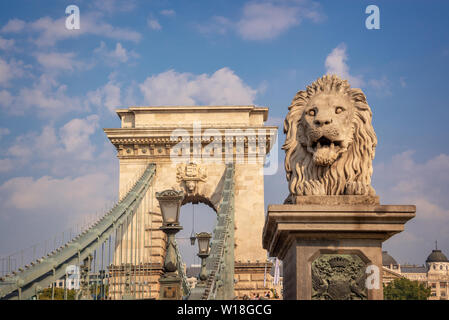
xmin=262 ymin=196 xmax=415 ymax=300
xmin=104 ymin=105 xmax=278 ymax=299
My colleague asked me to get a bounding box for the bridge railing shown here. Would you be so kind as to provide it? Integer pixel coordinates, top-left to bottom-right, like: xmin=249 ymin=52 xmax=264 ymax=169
xmin=0 ymin=166 xmax=148 ymax=279
xmin=0 ymin=163 xmax=156 ymax=300
xmin=173 ymin=239 xmax=191 ymax=298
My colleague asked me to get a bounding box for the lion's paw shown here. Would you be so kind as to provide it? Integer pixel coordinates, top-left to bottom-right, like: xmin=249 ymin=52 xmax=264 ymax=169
xmin=344 ymin=182 xmax=375 ymax=196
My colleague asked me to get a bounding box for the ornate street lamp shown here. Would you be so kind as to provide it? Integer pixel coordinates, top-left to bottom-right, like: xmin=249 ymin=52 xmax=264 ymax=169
xmin=190 ymin=233 xmax=196 ymax=246
xmin=156 ymin=189 xmax=184 ymax=300
xmin=99 ymin=269 xmax=105 ymax=300
xmin=196 ymin=232 xmax=212 ymax=282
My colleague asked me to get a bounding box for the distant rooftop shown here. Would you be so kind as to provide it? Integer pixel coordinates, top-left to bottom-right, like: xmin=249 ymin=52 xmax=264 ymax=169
xmin=401 ymin=265 xmax=427 ymax=273
xmin=426 ymin=249 xmax=449 ymax=263
xmin=382 ymin=251 xmax=398 ymax=266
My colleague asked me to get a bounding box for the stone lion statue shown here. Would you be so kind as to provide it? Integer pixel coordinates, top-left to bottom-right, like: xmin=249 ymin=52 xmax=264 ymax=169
xmin=283 ymin=75 xmax=377 ymax=203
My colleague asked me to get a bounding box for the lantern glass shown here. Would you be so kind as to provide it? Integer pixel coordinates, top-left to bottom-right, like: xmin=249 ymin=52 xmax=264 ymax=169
xmin=160 ymin=201 xmax=180 ymax=225
xmin=196 ymin=233 xmax=211 ymax=255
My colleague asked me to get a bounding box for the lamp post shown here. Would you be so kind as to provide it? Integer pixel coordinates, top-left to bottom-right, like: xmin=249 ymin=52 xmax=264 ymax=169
xmin=99 ymin=270 xmax=105 ymax=300
xmin=156 ymin=189 xmax=184 ymax=300
xmin=190 ymin=234 xmax=196 ymax=246
xmin=76 ymin=255 xmax=93 ymax=300
xmin=196 ymin=232 xmax=212 ymax=282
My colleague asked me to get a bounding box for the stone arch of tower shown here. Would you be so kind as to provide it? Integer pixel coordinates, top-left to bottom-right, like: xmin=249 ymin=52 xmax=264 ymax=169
xmin=182 ymin=195 xmax=217 ymax=213
xmin=104 ymin=106 xmax=277 ymax=298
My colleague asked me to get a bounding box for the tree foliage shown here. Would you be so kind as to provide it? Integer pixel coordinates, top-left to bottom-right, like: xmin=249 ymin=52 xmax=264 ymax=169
xmin=38 ymin=288 xmax=76 ymax=300
xmin=384 ymin=278 xmax=431 ymax=300
xmin=37 ymin=284 xmax=109 ymax=300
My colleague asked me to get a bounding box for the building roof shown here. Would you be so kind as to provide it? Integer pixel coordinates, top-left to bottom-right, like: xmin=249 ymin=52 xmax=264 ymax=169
xmin=382 ymin=251 xmax=398 ymax=266
xmin=401 ymin=265 xmax=427 ymax=273
xmin=426 ymin=249 xmax=449 ymax=263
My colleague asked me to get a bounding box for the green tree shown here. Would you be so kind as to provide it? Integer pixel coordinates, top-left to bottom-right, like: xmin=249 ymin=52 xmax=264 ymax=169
xmin=384 ymin=278 xmax=431 ymax=300
xmin=38 ymin=288 xmax=76 ymax=300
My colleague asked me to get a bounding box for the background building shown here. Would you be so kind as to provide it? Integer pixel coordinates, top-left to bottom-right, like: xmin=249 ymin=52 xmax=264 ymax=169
xmin=382 ymin=247 xmax=449 ymax=300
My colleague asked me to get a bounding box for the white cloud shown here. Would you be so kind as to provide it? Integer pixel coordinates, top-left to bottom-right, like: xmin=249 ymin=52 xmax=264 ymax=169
xmin=4 ymin=115 xmax=101 ymax=176
xmin=1 ymin=19 xmax=26 ymax=33
xmin=34 ymin=51 xmax=79 ymax=71
xmin=93 ymin=41 xmax=139 ymax=65
xmin=0 ymin=74 xmax=84 ymax=116
xmin=0 ymin=159 xmax=14 ymax=173
xmin=86 ymin=79 xmax=122 ymax=112
xmin=8 ymin=125 xmax=59 ymax=160
xmin=160 ymin=9 xmax=176 ymax=17
xmin=325 ymin=43 xmax=364 ymax=87
xmin=148 ymin=18 xmax=162 ymax=30
xmin=0 ymin=58 xmax=28 ymax=86
xmin=198 ymin=1 xmax=324 ymax=40
xmin=0 ymin=172 xmax=116 ymax=216
xmin=237 ymin=2 xmax=301 ymax=40
xmin=0 ymin=36 xmax=15 ymax=50
xmin=373 ymin=151 xmax=449 ymax=263
xmin=111 ymin=43 xmax=128 ymax=62
xmin=2 ymin=66 xmax=257 ymax=116
xmin=196 ymin=16 xmax=232 ymax=35
xmin=0 ymin=128 xmax=10 ymax=139
xmin=59 ymin=115 xmax=99 ymax=160
xmin=0 ymin=90 xmax=13 ymax=105
xmin=139 ymin=67 xmax=257 ymax=105
xmin=0 ymin=132 xmax=118 ymax=255
xmin=374 ymin=151 xmax=449 ymax=211
xmin=2 ymin=14 xmax=141 ymax=47
xmin=0 ymin=70 xmax=124 ymax=117
xmin=368 ymin=76 xmax=392 ymax=96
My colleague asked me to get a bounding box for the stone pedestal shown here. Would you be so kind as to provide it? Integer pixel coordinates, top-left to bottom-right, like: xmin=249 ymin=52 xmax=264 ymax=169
xmin=262 ymin=196 xmax=415 ymax=300
xmin=159 ymin=274 xmax=182 ymax=300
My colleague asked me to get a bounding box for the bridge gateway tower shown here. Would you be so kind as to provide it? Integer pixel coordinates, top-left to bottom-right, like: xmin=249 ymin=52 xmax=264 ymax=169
xmin=104 ymin=105 xmax=277 ymax=299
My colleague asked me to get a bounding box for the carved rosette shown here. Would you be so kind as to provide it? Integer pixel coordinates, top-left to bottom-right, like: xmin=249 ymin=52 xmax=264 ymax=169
xmin=311 ymin=254 xmax=367 ymax=300
xmin=176 ymin=162 xmax=207 ymax=195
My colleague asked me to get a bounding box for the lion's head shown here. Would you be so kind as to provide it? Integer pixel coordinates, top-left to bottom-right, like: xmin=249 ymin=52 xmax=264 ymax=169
xmin=283 ymin=75 xmax=377 ymax=201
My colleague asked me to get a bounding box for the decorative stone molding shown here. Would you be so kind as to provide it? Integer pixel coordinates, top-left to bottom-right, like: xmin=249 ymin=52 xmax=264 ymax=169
xmin=104 ymin=126 xmax=276 ymax=160
xmin=311 ymin=254 xmax=367 ymax=300
xmin=176 ymin=162 xmax=207 ymax=195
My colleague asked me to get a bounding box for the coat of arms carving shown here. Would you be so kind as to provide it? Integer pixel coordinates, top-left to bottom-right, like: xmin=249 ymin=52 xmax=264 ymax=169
xmin=311 ymin=254 xmax=368 ymax=300
xmin=176 ymin=162 xmax=207 ymax=195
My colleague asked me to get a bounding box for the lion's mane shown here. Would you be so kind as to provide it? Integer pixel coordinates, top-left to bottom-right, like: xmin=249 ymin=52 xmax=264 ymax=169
xmin=283 ymin=75 xmax=377 ymax=200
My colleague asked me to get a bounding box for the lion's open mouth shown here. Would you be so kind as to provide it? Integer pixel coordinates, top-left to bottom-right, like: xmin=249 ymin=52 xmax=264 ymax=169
xmin=308 ymin=136 xmax=344 ymax=166
xmin=311 ymin=137 xmax=342 ymax=151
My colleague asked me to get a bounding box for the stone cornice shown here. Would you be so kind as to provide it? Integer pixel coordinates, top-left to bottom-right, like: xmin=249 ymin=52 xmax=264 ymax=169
xmin=262 ymin=203 xmax=416 ymax=260
xmin=104 ymin=126 xmax=278 ymax=134
xmin=104 ymin=126 xmax=278 ymax=159
xmin=116 ymin=105 xmax=269 ymax=121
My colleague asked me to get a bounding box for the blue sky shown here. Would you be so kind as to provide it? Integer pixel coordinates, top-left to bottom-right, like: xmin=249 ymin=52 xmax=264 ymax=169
xmin=0 ymin=0 xmax=449 ymax=267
